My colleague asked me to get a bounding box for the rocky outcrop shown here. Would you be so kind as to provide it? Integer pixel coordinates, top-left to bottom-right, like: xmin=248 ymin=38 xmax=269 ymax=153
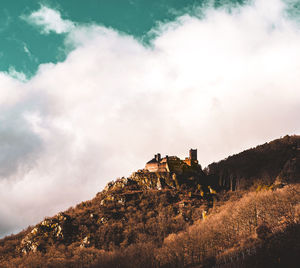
xmin=17 ymin=161 xmax=213 ymax=254
xmin=19 ymin=213 xmax=70 ymax=254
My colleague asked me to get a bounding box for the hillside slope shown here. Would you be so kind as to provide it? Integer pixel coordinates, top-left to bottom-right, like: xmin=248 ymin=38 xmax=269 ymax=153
xmin=207 ymin=135 xmax=300 ymax=190
xmin=0 ymin=135 xmax=299 ymax=267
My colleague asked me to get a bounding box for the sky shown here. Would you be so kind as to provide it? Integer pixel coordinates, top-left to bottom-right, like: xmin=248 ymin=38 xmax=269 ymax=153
xmin=0 ymin=0 xmax=300 ymax=237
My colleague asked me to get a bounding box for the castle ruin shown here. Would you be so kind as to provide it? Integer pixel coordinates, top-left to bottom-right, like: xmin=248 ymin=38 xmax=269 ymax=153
xmin=145 ymin=149 xmax=199 ymax=173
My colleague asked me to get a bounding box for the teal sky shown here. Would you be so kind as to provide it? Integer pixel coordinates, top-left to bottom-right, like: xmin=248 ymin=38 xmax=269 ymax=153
xmin=0 ymin=0 xmax=247 ymax=77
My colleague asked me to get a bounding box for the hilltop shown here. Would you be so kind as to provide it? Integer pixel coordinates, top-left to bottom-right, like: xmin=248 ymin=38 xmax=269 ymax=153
xmin=207 ymin=135 xmax=300 ymax=190
xmin=0 ymin=135 xmax=299 ymax=267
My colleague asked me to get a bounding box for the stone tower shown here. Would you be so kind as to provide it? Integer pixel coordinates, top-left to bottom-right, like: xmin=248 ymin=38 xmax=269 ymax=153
xmin=189 ymin=149 xmax=197 ymax=161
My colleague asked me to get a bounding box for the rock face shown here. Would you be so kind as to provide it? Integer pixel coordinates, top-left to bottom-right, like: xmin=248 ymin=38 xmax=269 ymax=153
xmin=131 ymin=164 xmax=206 ymax=191
xmin=207 ymin=135 xmax=300 ymax=190
xmin=17 ymin=177 xmax=212 ymax=254
xmin=19 ymin=213 xmax=71 ymax=254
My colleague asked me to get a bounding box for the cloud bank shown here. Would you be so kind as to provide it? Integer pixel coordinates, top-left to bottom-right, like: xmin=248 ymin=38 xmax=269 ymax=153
xmin=25 ymin=6 xmax=75 ymax=34
xmin=1 ymin=0 xmax=300 ymax=236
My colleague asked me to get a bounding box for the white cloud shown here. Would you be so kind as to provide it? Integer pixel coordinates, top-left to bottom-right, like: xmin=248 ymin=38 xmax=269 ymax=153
xmin=23 ymin=43 xmax=31 ymax=55
xmin=7 ymin=66 xmax=27 ymax=82
xmin=1 ymin=0 xmax=300 ymax=236
xmin=26 ymin=6 xmax=75 ymax=34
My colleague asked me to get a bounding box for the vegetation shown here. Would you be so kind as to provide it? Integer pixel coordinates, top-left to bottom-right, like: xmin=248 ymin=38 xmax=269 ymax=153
xmin=207 ymin=135 xmax=300 ymax=190
xmin=0 ymin=135 xmax=299 ymax=267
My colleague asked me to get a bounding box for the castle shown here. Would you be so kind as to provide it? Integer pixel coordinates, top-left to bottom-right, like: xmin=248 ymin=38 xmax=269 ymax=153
xmin=145 ymin=149 xmax=198 ymax=173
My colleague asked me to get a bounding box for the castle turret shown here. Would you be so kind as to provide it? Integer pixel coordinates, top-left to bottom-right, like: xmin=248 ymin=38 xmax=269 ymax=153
xmin=189 ymin=149 xmax=197 ymax=161
xmin=184 ymin=149 xmax=198 ymax=166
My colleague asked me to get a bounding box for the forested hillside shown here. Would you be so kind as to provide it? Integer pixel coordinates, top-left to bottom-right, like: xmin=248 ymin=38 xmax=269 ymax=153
xmin=207 ymin=135 xmax=300 ymax=190
xmin=0 ymin=136 xmax=299 ymax=267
